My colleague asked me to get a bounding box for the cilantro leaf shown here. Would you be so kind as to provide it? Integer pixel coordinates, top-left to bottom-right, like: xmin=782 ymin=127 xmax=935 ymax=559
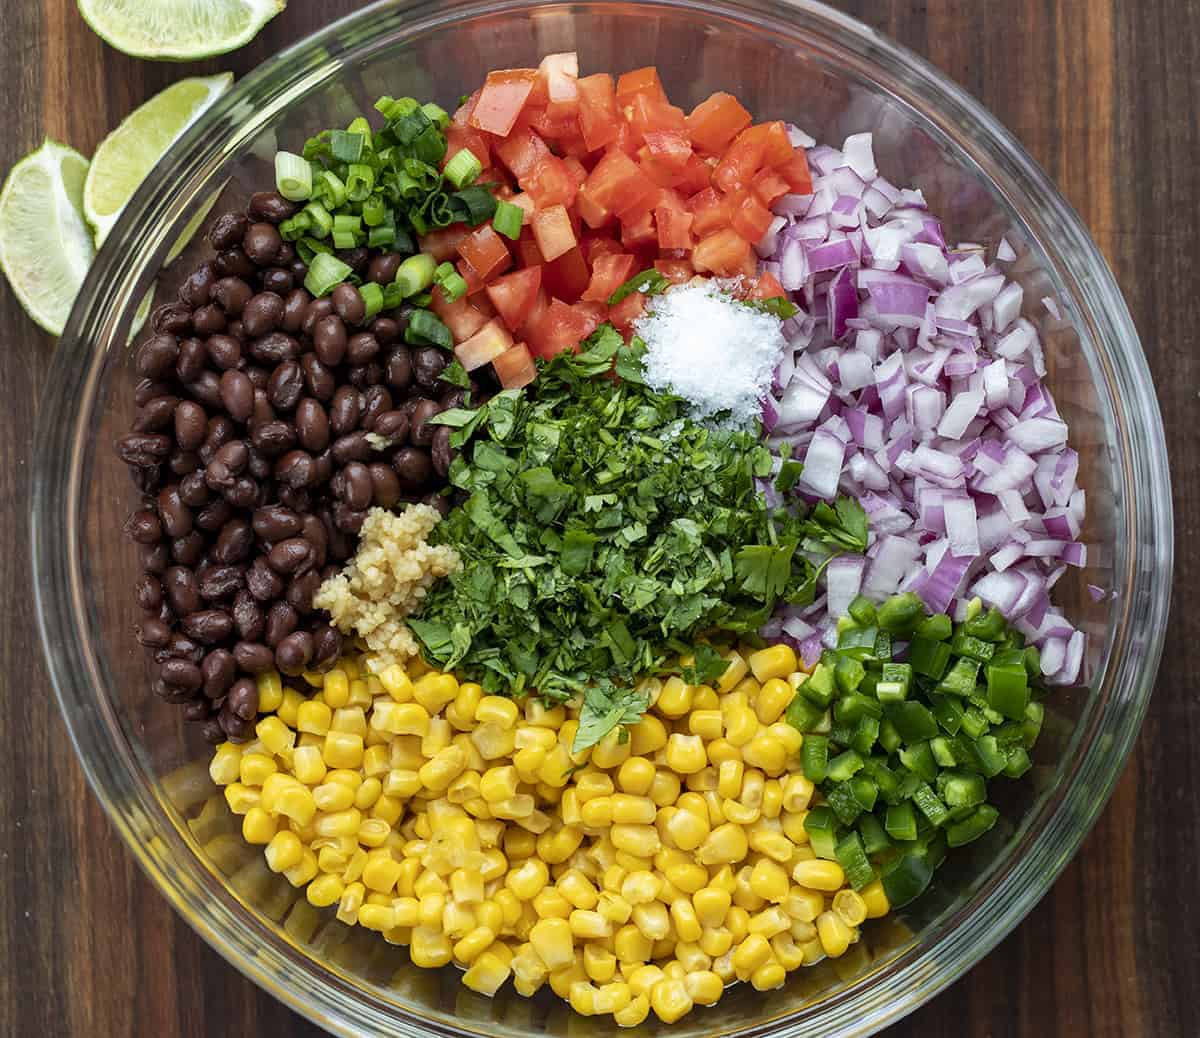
xmin=682 ymin=644 xmax=730 ymax=685
xmin=608 ymin=269 xmax=670 ymax=305
xmin=573 ymin=681 xmax=651 ymax=754
xmin=742 ymin=296 xmax=800 ymax=319
xmin=438 ymin=359 xmax=472 ymax=390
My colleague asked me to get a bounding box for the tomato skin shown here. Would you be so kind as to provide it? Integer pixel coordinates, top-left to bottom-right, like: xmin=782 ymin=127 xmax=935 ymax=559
xmin=522 ymin=154 xmax=578 ymax=209
xmin=761 ymin=122 xmax=793 ymax=166
xmin=419 ymin=224 xmax=471 ymax=262
xmin=654 ymin=258 xmax=695 ymax=284
xmin=452 ymin=90 xmax=480 ymax=127
xmin=687 ymin=187 xmax=731 ymax=238
xmin=454 ymin=318 xmax=515 ymax=371
xmin=525 ymin=298 xmax=603 ymax=358
xmin=514 ymin=230 xmax=543 ymax=269
xmin=469 ymin=69 xmax=539 ymax=136
xmin=615 ymin=67 xmax=666 ymax=107
xmin=457 ymin=224 xmax=512 ymax=282
xmin=626 ymin=95 xmax=687 ymax=142
xmin=583 ymin=236 xmax=623 ymax=265
xmin=485 ymin=265 xmax=543 ymax=330
xmin=747 ymin=270 xmax=786 ymax=300
xmin=444 ymin=125 xmax=492 ymax=170
xmin=751 ymin=168 xmax=790 ymax=207
xmin=576 ymin=73 xmax=621 ymax=152
xmin=492 ymin=342 xmax=539 ymax=389
xmin=729 ymin=190 xmax=774 ymax=244
xmin=431 ymin=286 xmax=490 ymax=343
xmin=455 ymin=256 xmax=486 ymax=296
xmin=713 ymin=124 xmax=768 ymax=193
xmin=581 ymin=252 xmax=638 ymax=302
xmin=607 ymin=291 xmax=646 ymax=337
xmin=530 ymin=205 xmax=578 ymax=262
xmin=542 ymin=245 xmax=591 ymax=303
xmin=776 ymin=149 xmax=814 ymax=194
xmin=642 ymin=129 xmax=693 ymax=170
xmin=686 ymin=92 xmax=753 ymax=153
xmin=692 ymin=227 xmax=753 ymax=277
xmin=620 ymin=209 xmax=657 ymax=250
xmin=654 ymin=205 xmax=694 ymax=251
xmin=494 ymin=127 xmax=552 ymax=180
xmin=582 ymin=149 xmax=659 ymax=221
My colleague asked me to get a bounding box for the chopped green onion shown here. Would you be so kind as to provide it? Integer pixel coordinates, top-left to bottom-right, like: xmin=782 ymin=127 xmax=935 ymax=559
xmin=359 ymin=282 xmax=384 ymax=321
xmin=333 ymin=213 xmax=362 ymax=234
xmin=450 ymin=185 xmax=498 ymax=226
xmin=395 ymin=253 xmax=437 ymax=298
xmin=332 ymin=230 xmax=358 ymax=250
xmin=345 ymin=163 xmax=376 ymax=202
xmin=304 ymin=252 xmax=353 ymax=297
xmin=362 ymin=195 xmax=387 ymax=227
xmin=437 ymin=270 xmax=468 ymax=303
xmin=318 ymin=170 xmax=348 ymax=209
xmin=421 ymin=102 xmax=450 ymax=128
xmin=492 ymin=199 xmax=524 ymax=240
xmin=302 ymin=201 xmax=333 ymax=239
xmin=274 ymin=151 xmax=313 ymax=202
xmin=404 ymin=309 xmax=453 ymax=349
xmin=368 ymin=224 xmax=397 ymax=249
xmin=609 ymin=268 xmax=670 ymax=306
xmin=330 ymin=129 xmax=366 ymax=163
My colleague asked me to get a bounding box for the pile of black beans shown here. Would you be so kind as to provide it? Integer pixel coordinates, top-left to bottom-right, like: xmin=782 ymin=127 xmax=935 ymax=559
xmin=115 ymin=190 xmax=480 ymax=744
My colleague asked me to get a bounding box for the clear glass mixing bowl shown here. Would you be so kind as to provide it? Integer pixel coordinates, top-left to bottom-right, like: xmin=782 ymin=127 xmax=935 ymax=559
xmin=31 ymin=1 xmax=1171 ymax=1035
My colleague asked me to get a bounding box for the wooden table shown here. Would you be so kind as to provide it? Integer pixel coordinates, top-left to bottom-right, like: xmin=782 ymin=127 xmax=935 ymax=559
xmin=0 ymin=1 xmax=1194 ymax=1034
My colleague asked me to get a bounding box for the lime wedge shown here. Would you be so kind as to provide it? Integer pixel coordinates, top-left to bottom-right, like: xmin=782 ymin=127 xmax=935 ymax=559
xmin=0 ymin=140 xmax=95 ymax=335
xmin=84 ymin=73 xmax=233 ymax=246
xmin=77 ymin=0 xmax=285 ymax=61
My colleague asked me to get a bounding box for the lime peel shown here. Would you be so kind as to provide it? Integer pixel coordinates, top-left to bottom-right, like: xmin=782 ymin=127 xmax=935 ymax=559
xmin=77 ymin=0 xmax=285 ymax=61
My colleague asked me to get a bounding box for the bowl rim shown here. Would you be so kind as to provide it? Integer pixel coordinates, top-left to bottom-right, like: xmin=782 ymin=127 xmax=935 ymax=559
xmin=32 ymin=0 xmax=1172 ymax=1035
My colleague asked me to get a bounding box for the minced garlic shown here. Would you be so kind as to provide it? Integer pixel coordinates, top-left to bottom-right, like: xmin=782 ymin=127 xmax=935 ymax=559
xmin=313 ymin=504 xmax=461 ymax=672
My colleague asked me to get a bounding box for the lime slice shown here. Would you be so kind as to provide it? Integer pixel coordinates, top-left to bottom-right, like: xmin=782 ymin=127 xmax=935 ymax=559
xmin=77 ymin=0 xmax=285 ymax=61
xmin=0 ymin=140 xmax=95 ymax=335
xmin=84 ymin=73 xmax=234 ymax=246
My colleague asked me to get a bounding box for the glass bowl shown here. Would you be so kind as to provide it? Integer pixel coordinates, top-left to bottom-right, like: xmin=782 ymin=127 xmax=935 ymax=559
xmin=32 ymin=1 xmax=1171 ymax=1035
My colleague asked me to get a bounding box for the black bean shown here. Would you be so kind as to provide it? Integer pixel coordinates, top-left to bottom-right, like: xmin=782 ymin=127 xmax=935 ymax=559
xmin=361 ymin=385 xmax=394 ymax=429
xmin=124 ymin=508 xmax=163 ymax=544
xmin=286 ymin=569 xmax=321 ymax=614
xmin=281 ymin=288 xmax=309 ymax=333
xmin=201 ymin=415 xmax=236 ymax=459
xmin=320 ymin=509 xmax=354 ymax=562
xmin=300 ymin=354 xmax=335 ymax=401
xmin=226 ymin=677 xmax=260 ymax=720
xmin=199 ymin=717 xmax=225 ymax=743
xmin=135 ymin=334 xmax=180 ymax=380
xmin=333 ymin=502 xmax=367 ymax=534
xmin=183 ymin=698 xmax=212 ymax=721
xmin=368 ymin=463 xmax=402 ymax=508
xmin=295 ymin=398 xmax=330 ymax=452
xmin=233 ymin=640 xmax=275 ymax=673
xmin=206 ymin=333 xmax=242 ymax=370
xmin=331 ymin=283 xmax=366 ymax=325
xmin=372 ymin=409 xmax=410 ymax=444
xmin=413 ymin=347 xmax=449 ymax=389
xmin=134 ymin=379 xmax=172 ymax=407
xmin=249 ymin=331 xmax=300 ymax=366
xmin=275 ymin=630 xmax=314 ymax=676
xmin=289 ymin=258 xmax=308 ymax=281
xmin=156 ymin=486 xmax=192 ymax=538
xmin=170 ymin=532 xmax=205 ymax=567
xmin=331 ymin=431 xmax=372 ymax=464
xmin=182 ymin=609 xmax=234 ymax=645
xmin=250 ymin=420 xmax=297 ymax=457
xmin=218 ymin=369 xmax=255 ymax=422
xmin=347 ymin=362 xmax=384 ymax=389
xmin=439 ymin=387 xmax=467 ymax=411
xmin=135 ymin=617 xmax=172 ymax=649
xmin=225 ymin=476 xmax=260 ymax=509
xmin=171 ymin=400 xmax=205 ymax=450
xmin=261 ymin=267 xmax=293 ymax=295
xmin=266 ymin=359 xmax=303 ymax=412
xmin=346 ymin=332 xmax=380 ymax=366
xmin=178 ymin=470 xmax=211 ymax=507
xmin=410 ymin=398 xmax=442 ymax=448
xmin=191 ymin=303 xmax=228 ymax=336
xmin=246 ymin=447 xmax=271 ymax=480
xmin=208 ymin=211 xmax=248 ymax=250
xmin=252 ymin=504 xmax=302 ymax=543
xmin=385 ymin=346 xmax=413 ymax=389
xmin=174 ymin=337 xmax=207 ymax=383
xmin=248 ymin=191 xmax=297 ymax=224
xmin=366 ymin=253 xmax=402 ymax=285
xmin=219 ymin=708 xmax=255 ymax=742
xmin=243 ymin=222 xmax=283 ymax=266
xmin=195 ymin=497 xmax=234 ymax=533
xmin=369 ymin=315 xmax=402 ymax=345
xmin=180 ymin=262 xmax=217 ymax=308
xmin=198 ymin=563 xmax=244 ymax=600
xmin=134 ymin=573 xmax=164 ymax=612
xmin=242 ymin=291 xmax=284 ymax=337
xmin=201 ymin=649 xmax=236 ymax=699
xmin=165 ymin=632 xmax=204 ymax=662
xmin=301 ymin=297 xmax=336 ymax=337
xmin=132 ymin=395 xmax=179 ymax=433
xmin=275 ymin=242 xmax=296 ymax=267
xmin=152 ymin=302 xmax=193 ymax=335
xmin=245 ymin=365 xmax=269 ymax=389
xmin=246 ymin=557 xmax=285 ymax=601
xmin=312 ymin=624 xmax=342 ymax=671
xmin=313 ymin=314 xmax=348 ymax=366
xmin=164 ymin=566 xmax=201 ymax=616
xmin=264 ymin=600 xmax=299 ymax=647
xmin=161 ymin=657 xmax=203 ymax=691
xmin=393 ymin=446 xmax=433 ymax=490
xmin=422 ymin=490 xmax=451 ymax=517
xmin=215 ymin=248 xmax=256 ymax=279
xmin=211 ymin=276 xmax=252 ymax=316
xmin=268 ymin=536 xmax=313 ymax=576
xmin=132 ymin=467 xmax=165 ymax=495
xmin=227 ymin=318 xmax=246 ymax=342
xmin=232 ymin=590 xmax=266 ymax=641
xmin=329 ymin=386 xmax=362 ymax=436
xmin=169 ymin=450 xmax=202 ymax=477
xmin=432 ymin=424 xmax=456 ymax=477
xmin=274 ymin=449 xmax=315 ymax=488
xmin=341 ymin=461 xmax=374 ymax=510
xmin=212 ymin=518 xmax=253 ymax=564
xmin=139 ymin=542 xmax=170 ymax=574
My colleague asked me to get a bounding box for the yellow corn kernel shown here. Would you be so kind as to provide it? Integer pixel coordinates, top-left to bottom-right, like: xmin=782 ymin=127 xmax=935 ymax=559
xmin=668 ymin=898 xmax=702 ymax=943
xmin=780 ymin=775 xmax=814 ymax=816
xmin=418 ymin=745 xmax=466 ymax=793
xmin=704 ymin=739 xmax=740 ymax=768
xmin=628 ymin=963 xmax=665 ymax=998
xmin=504 ymin=827 xmax=537 ymax=862
xmin=569 ymin=909 xmax=612 ymax=940
xmin=471 ymin=764 xmax=515 ymax=803
xmin=578 ymin=943 xmax=616 ymax=985
xmin=579 ymin=795 xmax=613 ymax=828
xmin=315 ymin=806 xmax=363 ymax=838
xmin=557 ymin=869 xmax=599 ymax=910
xmin=347 ymin=678 xmax=372 ymax=710
xmin=748 ymin=645 xmax=797 ymax=683
xmin=699 ymin=926 xmax=733 ymax=959
xmin=330 ymin=706 xmax=367 ymax=737
xmin=507 ymin=858 xmax=550 ymax=901
xmin=860 ymin=879 xmax=890 ymax=919
xmin=474 ymin=695 xmax=519 ymax=728
xmin=767 ymin=721 xmax=803 ymax=754
xmin=376 ymin=664 xmax=411 ymax=702
xmin=610 ymin=794 xmax=657 ymax=825
xmin=409 ymin=925 xmax=453 ymax=968
xmin=336 ymin=881 xmax=365 ymax=925
xmin=629 ymin=715 xmax=668 ymax=756
xmin=535 ymin=744 xmax=572 ymax=788
xmin=749 ymin=829 xmax=793 ymax=866
xmin=274 ymin=784 xmax=317 ymax=826
xmin=716 ymin=758 xmax=745 ymax=800
xmin=240 ymin=806 xmax=276 ymax=845
xmin=614 ymin=992 xmax=650 ymax=1028
xmin=649 ymin=978 xmax=693 ymax=1024
xmin=731 ymin=932 xmax=772 ymax=975
xmin=716 ymin=651 xmax=749 ymax=694
xmin=251 ymin=670 xmax=281 ymax=713
xmin=607 ymin=758 xmax=652 ymax=798
xmin=749 ymin=859 xmax=791 ymax=904
xmin=421 ymin=717 xmax=452 ymax=758
xmin=461 ymin=948 xmax=511 ymax=996
xmin=816 ymin=910 xmax=853 ymax=958
xmin=666 ymin=863 xmax=707 ymax=896
xmin=263 ymin=830 xmax=303 ymax=873
xmin=750 ymin=959 xmax=786 ymax=991
xmin=445 ymin=770 xmax=480 ymax=806
xmin=306 ymin=872 xmax=345 ymax=909
xmin=685 ymin=709 xmax=721 ymax=742
xmin=380 ymin=701 xmax=432 ymax=737
xmin=473 ymin=899 xmax=503 ymax=933
xmin=726 ymin=905 xmax=751 ymax=943
xmin=591 ymin=728 xmax=632 ymax=770
xmin=449 ymin=868 xmax=484 ymax=905
xmin=451 ymin=923 xmax=495 ymax=965
xmin=354 ymin=777 xmax=383 ymax=812
xmin=724 ymin=707 xmax=759 ymax=747
xmin=291 ymin=699 xmax=329 ymax=736
xmin=692 ymin=883 xmax=733 ymax=927
xmin=643 ymin=772 xmax=677 ymax=811
xmin=753 ymin=678 xmax=791 ymax=725
xmin=208 ymin=743 xmax=243 ymax=787
xmin=255 ymin=716 xmax=293 ymax=755
xmin=443 ymin=899 xmax=477 ymax=940
xmin=749 ymin=905 xmax=791 ymax=939
xmin=538 ymin=825 xmax=585 ymax=865
xmin=614 ymin=924 xmax=653 ymax=964
xmin=360 ymin=854 xmax=402 ymax=897
xmin=691 ymin=685 xmax=719 ymax=711
xmin=697 ymin=823 xmax=748 ymax=866
xmin=320 ymin=730 xmax=363 ymax=770
xmin=631 ymin=900 xmax=669 ymax=941
xmin=597 ymin=891 xmax=633 ymax=926
xmin=792 ymin=859 xmax=846 ymax=892
xmin=609 ymin=824 xmax=661 ymax=858
xmin=237 ymin=752 xmax=276 ymax=788
xmin=524 ymin=698 xmax=565 ymax=728
xmin=283 ymin=848 xmax=318 ymax=888
xmin=479 ymin=848 xmax=507 ymax=882
xmin=655 ymin=676 xmax=693 ymax=718
xmin=569 ymin=770 xmax=610 ymax=803
xmin=785 ymin=886 xmax=825 ymax=923
xmin=833 ymin=889 xmax=868 ymax=927
xmin=664 ymin=734 xmax=707 ymax=775
xmin=658 ymin=811 xmax=705 ymax=857
xmin=780 ymin=809 xmax=809 ymax=846
xmin=288 ymin=745 xmax=323 ymax=787
xmin=529 ymin=917 xmax=575 ymax=970
xmin=743 ymin=734 xmax=788 ymax=775
xmin=493 ymin=887 xmax=522 ymax=927
xmin=412 ymin=672 xmax=458 ymax=715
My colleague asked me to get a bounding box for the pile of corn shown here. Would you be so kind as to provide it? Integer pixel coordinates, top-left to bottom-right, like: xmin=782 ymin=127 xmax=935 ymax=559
xmin=209 ymin=644 xmax=890 ymax=1025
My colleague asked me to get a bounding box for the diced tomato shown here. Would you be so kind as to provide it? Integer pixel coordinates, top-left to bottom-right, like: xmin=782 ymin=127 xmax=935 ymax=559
xmin=537 ymin=52 xmax=580 ymax=105
xmin=761 ymin=121 xmax=793 ymax=166
xmin=457 ymin=224 xmax=512 ymax=282
xmin=692 ymin=228 xmax=752 ymax=277
xmin=510 ymin=192 xmax=538 ymax=220
xmin=626 ymin=95 xmax=687 ymax=142
xmin=562 ymin=156 xmax=589 ymax=190
xmin=452 ymin=90 xmax=480 ymax=127
xmin=729 ymin=190 xmax=774 ymax=244
xmin=609 ymin=121 xmax=640 ymax=157
xmin=494 ymin=127 xmax=552 ymax=180
xmin=607 ymin=292 xmax=646 ymax=337
xmin=521 ymin=105 xmax=581 ymax=143
xmin=419 ymin=223 xmax=470 ymax=262
xmin=522 ymin=155 xmax=578 ymax=209
xmin=620 ymin=209 xmax=657 ymax=250
xmin=525 ymin=298 xmax=603 ymax=358
xmin=677 ymin=154 xmax=715 ymax=194
xmin=492 ymin=343 xmax=538 ymax=389
xmin=486 ymin=266 xmax=543 ymax=330
xmin=469 ymin=69 xmax=538 ymax=137
xmin=637 ymin=154 xmax=681 ymax=189
xmin=531 ymin=204 xmax=577 ymax=262
xmin=574 ymin=184 xmax=609 ymax=229
xmin=686 ymin=92 xmax=753 ymax=153
xmin=455 ymin=257 xmax=486 ymax=296
xmin=454 ymin=318 xmax=514 ymax=371
xmin=751 ymin=168 xmax=790 ymax=207
xmin=583 ymin=150 xmax=658 ymax=222
xmin=577 ymin=74 xmax=621 ymax=152
xmin=654 ymin=205 xmax=694 ymax=251
xmin=431 ymin=286 xmax=489 ymax=343
xmin=583 ymin=236 xmax=623 ymax=265
xmin=581 ymin=252 xmax=638 ymax=302
xmin=473 ymin=292 xmax=498 ymax=320
xmin=514 ymin=230 xmax=543 ymax=269
xmin=642 ymin=129 xmax=692 ymax=170
xmin=443 ymin=125 xmax=491 ymax=171
xmin=687 ymin=187 xmax=731 ymax=237
xmin=542 ymin=245 xmax=591 ymax=302
xmin=746 ymin=270 xmax=786 ymax=301
xmin=615 ymin=67 xmax=666 ymax=107
xmin=713 ymin=124 xmax=769 ymax=193
xmin=654 ymin=258 xmax=695 ymax=284
xmin=776 ymin=149 xmax=814 ymax=194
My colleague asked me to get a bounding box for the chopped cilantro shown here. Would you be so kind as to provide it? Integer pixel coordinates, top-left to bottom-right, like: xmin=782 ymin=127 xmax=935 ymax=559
xmin=608 ymin=269 xmax=671 ymax=306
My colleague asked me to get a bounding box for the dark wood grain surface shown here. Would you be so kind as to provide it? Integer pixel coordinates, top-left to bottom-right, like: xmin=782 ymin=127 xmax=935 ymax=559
xmin=1 ymin=1 xmax=1195 ymax=1034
